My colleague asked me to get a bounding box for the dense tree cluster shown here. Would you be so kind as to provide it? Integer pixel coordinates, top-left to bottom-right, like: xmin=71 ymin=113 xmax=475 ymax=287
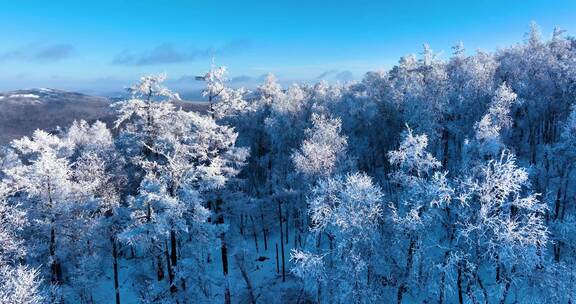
xmin=1 ymin=24 xmax=576 ymax=303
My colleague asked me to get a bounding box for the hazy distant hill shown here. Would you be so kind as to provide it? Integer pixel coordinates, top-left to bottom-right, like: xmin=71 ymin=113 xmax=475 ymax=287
xmin=0 ymin=88 xmax=208 ymax=145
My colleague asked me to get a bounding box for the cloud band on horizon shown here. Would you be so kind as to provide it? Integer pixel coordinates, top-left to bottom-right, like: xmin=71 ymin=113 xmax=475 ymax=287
xmin=0 ymin=43 xmax=75 ymax=63
xmin=112 ymin=39 xmax=251 ymax=66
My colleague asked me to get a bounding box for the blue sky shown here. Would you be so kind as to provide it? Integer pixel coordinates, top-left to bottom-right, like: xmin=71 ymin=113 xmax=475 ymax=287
xmin=0 ymin=0 xmax=575 ymax=95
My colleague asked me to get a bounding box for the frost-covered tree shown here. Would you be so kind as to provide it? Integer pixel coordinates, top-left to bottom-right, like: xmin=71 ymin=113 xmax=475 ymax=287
xmin=67 ymin=120 xmax=123 ymax=204
xmin=0 ymin=183 xmax=44 ymax=304
xmin=67 ymin=120 xmax=114 ymax=153
xmin=213 ymin=87 xmax=250 ymax=120
xmin=0 ymin=22 xmax=575 ymax=304
xmin=0 ymin=187 xmax=26 ymax=261
xmin=5 ymin=130 xmax=75 ymax=285
xmin=117 ymin=74 xmax=248 ymax=302
xmin=63 ymin=120 xmax=129 ymax=302
xmin=113 ymin=73 xmax=180 ymax=166
xmin=386 ymin=126 xmax=453 ymax=303
xmin=552 ymin=106 xmax=576 ymax=221
xmin=292 ymin=113 xmax=349 ymax=181
xmin=388 ymin=125 xmax=441 ymax=185
xmin=1 ymin=122 xmax=124 ymax=302
xmin=544 ymin=106 xmax=576 ymax=270
xmin=474 ymin=83 xmax=518 ymax=157
xmin=388 ymin=44 xmax=450 ymax=155
xmin=200 ymin=65 xmax=228 ymax=115
xmin=0 ymin=264 xmax=44 ymax=304
xmin=292 ymin=172 xmax=384 ymax=303
xmin=257 ymin=74 xmax=284 ymax=105
xmin=456 ymin=151 xmax=548 ymax=303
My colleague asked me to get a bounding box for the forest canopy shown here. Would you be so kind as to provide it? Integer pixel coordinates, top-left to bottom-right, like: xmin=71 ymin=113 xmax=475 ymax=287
xmin=1 ymin=23 xmax=576 ymax=303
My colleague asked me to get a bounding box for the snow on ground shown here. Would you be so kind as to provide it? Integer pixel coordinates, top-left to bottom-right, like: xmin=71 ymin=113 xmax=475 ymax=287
xmin=83 ymin=221 xmax=304 ymax=303
xmin=9 ymin=93 xmax=40 ymax=98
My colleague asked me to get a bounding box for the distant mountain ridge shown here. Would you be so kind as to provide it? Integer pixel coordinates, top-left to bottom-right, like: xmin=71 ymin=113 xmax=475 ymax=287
xmin=0 ymin=88 xmax=114 ymax=145
xmin=0 ymin=88 xmax=208 ymax=145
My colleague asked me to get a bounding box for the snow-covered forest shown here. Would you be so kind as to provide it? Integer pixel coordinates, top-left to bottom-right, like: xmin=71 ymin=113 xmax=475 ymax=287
xmin=2 ymin=24 xmax=576 ymax=303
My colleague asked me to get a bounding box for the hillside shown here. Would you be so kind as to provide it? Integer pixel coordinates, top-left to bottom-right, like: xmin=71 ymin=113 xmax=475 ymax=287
xmin=0 ymin=89 xmax=113 ymax=144
xmin=0 ymin=88 xmax=208 ymax=145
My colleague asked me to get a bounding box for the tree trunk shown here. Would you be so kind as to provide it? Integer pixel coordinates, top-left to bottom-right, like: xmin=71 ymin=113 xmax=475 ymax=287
xmin=261 ymin=208 xmax=268 ymax=251
xmin=554 ymin=241 xmax=562 ymax=262
xmin=278 ymin=200 xmax=286 ymax=282
xmin=500 ymin=279 xmax=511 ymax=304
xmin=207 ymin=200 xmax=213 ymax=223
xmin=218 ymin=213 xmax=231 ymax=303
xmin=157 ymin=255 xmax=165 ymax=281
xmin=317 ymin=279 xmax=322 ymax=304
xmin=560 ymin=166 xmax=572 ymax=221
xmin=209 ymin=94 xmax=215 ymax=119
xmin=396 ymin=284 xmax=407 ymax=304
xmin=112 ymin=236 xmax=121 ymax=304
xmin=250 ymin=216 xmax=259 ymax=253
xmin=165 ymin=240 xmax=176 ymax=293
xmin=275 ymin=243 xmax=280 ymax=274
xmin=554 ymin=183 xmax=563 ymax=221
xmin=285 ymin=207 xmax=289 ymax=245
xmin=240 ymin=213 xmax=245 ymax=236
xmin=441 ymin=128 xmax=449 ymax=167
xmin=495 ymin=254 xmax=501 ymax=283
xmin=466 ymin=282 xmax=480 ymax=304
xmin=476 ymin=275 xmax=488 ymax=304
xmin=224 ymin=278 xmax=231 ymax=304
xmin=397 ymin=237 xmax=415 ymax=304
xmin=457 ymin=262 xmax=464 ymax=304
xmin=237 ymin=256 xmax=256 ymax=304
xmin=170 ymin=230 xmax=177 ymax=268
xmin=499 ymin=267 xmax=514 ymax=304
xmin=50 ymin=225 xmax=63 ymax=284
xmin=439 ymin=252 xmax=449 ymax=304
xmin=218 ymin=215 xmax=229 ymax=276
xmin=170 ymin=230 xmax=178 ymax=293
